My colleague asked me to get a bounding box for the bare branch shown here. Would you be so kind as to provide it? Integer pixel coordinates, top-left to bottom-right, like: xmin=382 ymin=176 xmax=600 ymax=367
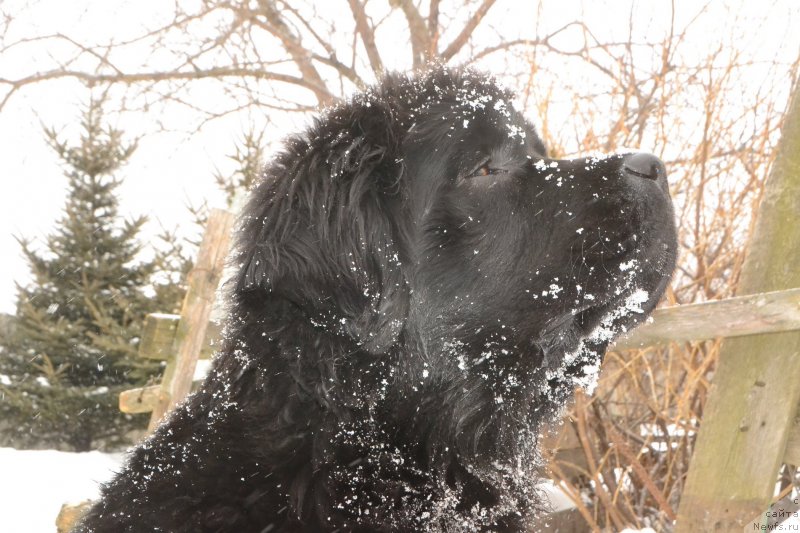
xmin=467 ymin=38 xmax=543 ymax=63
xmin=390 ymin=0 xmax=429 ymax=69
xmin=0 ymin=67 xmax=324 ymax=112
xmin=428 ymin=0 xmax=441 ymax=57
xmin=253 ymin=0 xmax=334 ymax=104
xmin=347 ymin=0 xmax=384 ymax=75
xmin=277 ymin=1 xmax=366 ymax=86
xmin=439 ymin=0 xmax=497 ymax=61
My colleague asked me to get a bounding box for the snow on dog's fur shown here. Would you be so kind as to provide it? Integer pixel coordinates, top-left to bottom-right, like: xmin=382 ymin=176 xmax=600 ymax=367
xmin=77 ymin=67 xmax=676 ymax=532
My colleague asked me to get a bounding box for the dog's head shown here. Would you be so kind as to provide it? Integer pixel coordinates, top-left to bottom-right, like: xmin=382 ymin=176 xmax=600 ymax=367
xmin=236 ymin=67 xmax=677 ymax=379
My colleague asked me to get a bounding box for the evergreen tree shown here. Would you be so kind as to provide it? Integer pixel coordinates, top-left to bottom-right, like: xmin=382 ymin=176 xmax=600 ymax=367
xmin=186 ymin=127 xmax=265 ymax=232
xmin=0 ymin=99 xmax=188 ymax=451
xmin=213 ymin=127 xmax=266 ymax=208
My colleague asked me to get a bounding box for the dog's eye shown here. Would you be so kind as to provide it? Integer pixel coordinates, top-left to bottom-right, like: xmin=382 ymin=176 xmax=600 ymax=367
xmin=467 ymin=160 xmax=500 ymax=178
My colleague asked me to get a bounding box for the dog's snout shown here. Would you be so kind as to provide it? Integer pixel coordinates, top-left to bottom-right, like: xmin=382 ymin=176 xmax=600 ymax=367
xmin=621 ymin=153 xmax=666 ymax=182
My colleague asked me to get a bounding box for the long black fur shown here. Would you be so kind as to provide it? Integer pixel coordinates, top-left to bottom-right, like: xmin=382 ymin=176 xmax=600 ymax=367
xmin=76 ymin=67 xmax=677 ymax=532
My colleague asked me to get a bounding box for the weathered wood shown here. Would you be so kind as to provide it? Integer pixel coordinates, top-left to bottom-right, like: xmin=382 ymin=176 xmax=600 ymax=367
xmin=784 ymin=413 xmax=800 ymax=466
xmin=138 ymin=313 xmax=180 ymax=360
xmin=56 ymin=500 xmax=92 ymax=533
xmin=147 ymin=209 xmax=235 ymax=429
xmin=138 ymin=313 xmax=222 ymax=360
xmin=676 ymin=79 xmax=800 ymax=531
xmin=147 ymin=353 xmax=178 ymax=431
xmin=612 ymin=288 xmax=800 ymax=350
xmin=119 ymin=384 xmax=167 ymax=414
xmin=121 ymin=379 xmax=209 ymax=414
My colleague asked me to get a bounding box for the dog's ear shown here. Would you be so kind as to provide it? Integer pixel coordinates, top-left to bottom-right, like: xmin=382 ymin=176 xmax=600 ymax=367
xmin=235 ymin=100 xmax=409 ymax=354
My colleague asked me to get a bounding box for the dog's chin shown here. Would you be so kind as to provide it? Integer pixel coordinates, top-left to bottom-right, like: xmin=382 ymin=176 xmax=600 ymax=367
xmin=535 ymin=245 xmax=665 ymax=366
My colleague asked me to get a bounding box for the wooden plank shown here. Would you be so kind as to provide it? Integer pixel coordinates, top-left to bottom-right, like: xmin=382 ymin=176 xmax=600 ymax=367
xmin=121 ymin=378 xmax=208 ymax=414
xmin=676 ymin=79 xmax=800 ymax=531
xmin=784 ymin=414 xmax=800 ymax=466
xmin=138 ymin=313 xmax=180 ymax=360
xmin=148 ymin=209 xmax=235 ymax=428
xmin=146 ymin=357 xmax=177 ymax=431
xmin=612 ymin=288 xmax=800 ymax=350
xmin=138 ymin=313 xmax=223 ymax=361
xmin=56 ymin=501 xmax=92 ymax=533
xmin=119 ymin=385 xmax=166 ymax=414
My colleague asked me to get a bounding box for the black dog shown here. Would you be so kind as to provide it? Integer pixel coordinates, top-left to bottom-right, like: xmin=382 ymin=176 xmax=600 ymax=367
xmin=76 ymin=67 xmax=677 ymax=532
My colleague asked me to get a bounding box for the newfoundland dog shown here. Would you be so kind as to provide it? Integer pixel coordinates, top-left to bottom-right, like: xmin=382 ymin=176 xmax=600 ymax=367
xmin=77 ymin=67 xmax=677 ymax=532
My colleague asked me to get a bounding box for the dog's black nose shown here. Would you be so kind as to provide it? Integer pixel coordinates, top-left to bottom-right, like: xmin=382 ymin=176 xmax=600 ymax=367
xmin=621 ymin=153 xmax=665 ymax=182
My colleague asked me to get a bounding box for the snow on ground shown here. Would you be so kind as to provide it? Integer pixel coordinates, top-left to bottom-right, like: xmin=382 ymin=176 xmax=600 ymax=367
xmin=0 ymin=447 xmax=123 ymax=533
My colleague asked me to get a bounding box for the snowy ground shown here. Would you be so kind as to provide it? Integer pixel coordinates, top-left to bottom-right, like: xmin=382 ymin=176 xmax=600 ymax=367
xmin=0 ymin=447 xmax=123 ymax=533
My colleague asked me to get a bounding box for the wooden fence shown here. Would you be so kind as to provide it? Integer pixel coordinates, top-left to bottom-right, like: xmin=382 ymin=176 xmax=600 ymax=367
xmin=123 ymin=209 xmax=233 ymax=431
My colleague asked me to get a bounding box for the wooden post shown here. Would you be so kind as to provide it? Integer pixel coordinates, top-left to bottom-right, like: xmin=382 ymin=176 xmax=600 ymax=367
xmin=147 ymin=209 xmax=234 ymax=430
xmin=676 ymin=80 xmax=800 ymax=531
xmin=119 ymin=314 xmax=222 ymax=414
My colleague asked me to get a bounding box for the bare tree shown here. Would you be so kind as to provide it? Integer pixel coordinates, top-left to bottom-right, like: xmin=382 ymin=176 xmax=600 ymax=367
xmin=0 ymin=0 xmax=543 ymax=118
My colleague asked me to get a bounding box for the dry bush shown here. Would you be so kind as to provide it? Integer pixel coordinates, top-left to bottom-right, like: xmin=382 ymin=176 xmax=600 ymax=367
xmin=516 ymin=5 xmax=800 ymax=531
